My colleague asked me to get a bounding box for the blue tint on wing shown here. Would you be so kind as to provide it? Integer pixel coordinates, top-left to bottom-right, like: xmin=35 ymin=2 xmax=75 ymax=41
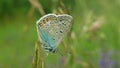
xmin=38 ymin=28 xmax=57 ymax=49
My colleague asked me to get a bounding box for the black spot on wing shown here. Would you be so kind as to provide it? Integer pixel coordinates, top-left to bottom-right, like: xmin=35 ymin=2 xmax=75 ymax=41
xmin=60 ymin=30 xmax=63 ymax=33
xmin=60 ymin=19 xmax=62 ymax=22
xmin=46 ymin=18 xmax=49 ymax=22
xmin=62 ymin=23 xmax=66 ymax=26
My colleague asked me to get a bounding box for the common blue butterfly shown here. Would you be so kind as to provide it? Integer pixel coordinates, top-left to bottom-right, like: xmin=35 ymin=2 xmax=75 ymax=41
xmin=36 ymin=14 xmax=73 ymax=53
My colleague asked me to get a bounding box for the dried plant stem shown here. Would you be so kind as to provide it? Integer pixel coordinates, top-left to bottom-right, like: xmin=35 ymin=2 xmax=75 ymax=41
xmin=29 ymin=0 xmax=45 ymax=15
xmin=29 ymin=0 xmax=46 ymax=67
xmin=32 ymin=40 xmax=45 ymax=68
xmin=41 ymin=59 xmax=44 ymax=68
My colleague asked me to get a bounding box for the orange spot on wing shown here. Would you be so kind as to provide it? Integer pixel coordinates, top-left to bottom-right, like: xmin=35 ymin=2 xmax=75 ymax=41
xmin=43 ymin=19 xmax=46 ymax=24
xmin=39 ymin=22 xmax=43 ymax=26
xmin=46 ymin=18 xmax=49 ymax=22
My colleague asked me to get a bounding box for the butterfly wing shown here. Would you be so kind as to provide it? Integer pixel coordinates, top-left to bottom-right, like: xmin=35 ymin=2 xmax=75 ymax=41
xmin=48 ymin=14 xmax=73 ymax=49
xmin=36 ymin=14 xmax=73 ymax=53
xmin=37 ymin=27 xmax=57 ymax=52
xmin=36 ymin=14 xmax=58 ymax=52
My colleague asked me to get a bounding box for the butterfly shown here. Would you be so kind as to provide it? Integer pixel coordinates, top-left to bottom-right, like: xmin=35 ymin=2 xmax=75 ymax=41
xmin=36 ymin=14 xmax=73 ymax=53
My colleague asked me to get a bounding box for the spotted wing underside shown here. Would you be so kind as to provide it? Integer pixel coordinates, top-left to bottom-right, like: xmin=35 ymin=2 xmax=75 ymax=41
xmin=36 ymin=14 xmax=73 ymax=52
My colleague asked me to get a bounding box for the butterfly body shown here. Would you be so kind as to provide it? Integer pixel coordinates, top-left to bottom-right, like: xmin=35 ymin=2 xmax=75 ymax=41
xmin=36 ymin=14 xmax=73 ymax=53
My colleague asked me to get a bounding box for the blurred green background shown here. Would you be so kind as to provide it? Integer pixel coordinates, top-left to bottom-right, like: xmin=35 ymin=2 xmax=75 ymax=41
xmin=0 ymin=0 xmax=120 ymax=68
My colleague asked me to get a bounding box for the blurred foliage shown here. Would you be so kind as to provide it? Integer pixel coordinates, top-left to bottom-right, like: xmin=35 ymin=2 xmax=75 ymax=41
xmin=0 ymin=0 xmax=120 ymax=68
xmin=0 ymin=0 xmax=29 ymax=16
